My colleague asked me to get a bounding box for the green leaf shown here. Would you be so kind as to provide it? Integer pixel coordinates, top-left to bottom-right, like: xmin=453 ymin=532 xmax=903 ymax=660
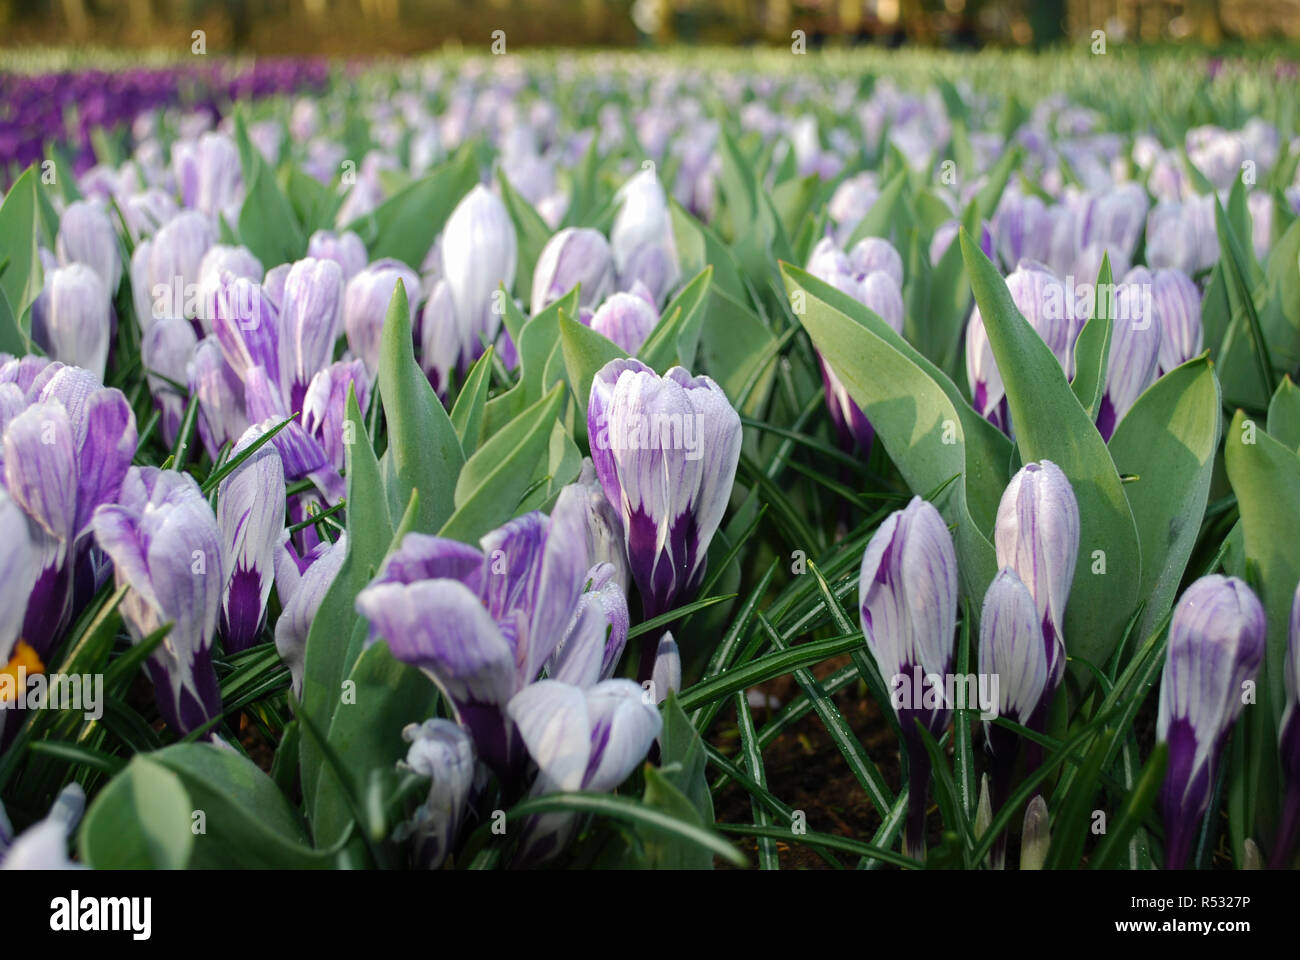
xmin=641 ymin=765 xmax=715 ymax=869
xmin=346 ymin=146 xmax=478 ymax=270
xmin=1107 ymin=355 xmax=1221 ymax=644
xmin=1090 ymin=743 xmax=1168 ymax=869
xmin=1267 ymin=375 xmax=1300 ymax=453
xmin=313 ymin=641 xmax=440 ymax=847
xmin=1045 ymin=727 xmax=1117 ymax=868
xmin=79 ymin=755 xmax=194 ymax=869
xmin=234 ymin=112 xmax=305 ymax=266
xmin=639 ymin=265 xmax=712 ymax=372
xmin=847 ymin=166 xmax=907 ymax=247
xmin=448 ymin=345 xmax=495 ymax=455
xmin=1069 ymin=253 xmax=1115 ymax=419
xmin=783 ymin=261 xmax=1007 ymax=611
xmin=440 ymin=383 xmax=565 ymax=543
xmin=498 ymin=168 xmax=552 ymax=302
xmin=961 ymin=229 xmax=1141 ymax=672
xmin=379 ymin=280 xmax=464 ymax=534
xmin=558 ymin=309 xmax=626 ymax=420
xmin=0 ymin=167 xmax=44 ymax=325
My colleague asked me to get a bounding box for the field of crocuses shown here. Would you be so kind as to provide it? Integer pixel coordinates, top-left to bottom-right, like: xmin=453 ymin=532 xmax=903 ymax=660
xmin=1 ymin=45 xmax=1299 ymax=875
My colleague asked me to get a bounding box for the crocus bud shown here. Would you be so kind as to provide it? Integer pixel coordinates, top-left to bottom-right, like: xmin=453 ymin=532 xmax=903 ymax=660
xmin=218 ymin=422 xmax=287 ymax=653
xmin=994 ymin=460 xmax=1078 ymax=694
xmin=196 ymin=245 xmax=264 ymax=332
xmin=55 ymin=200 xmax=122 ymax=294
xmin=651 ymin=632 xmax=681 ymax=705
xmin=279 ymin=258 xmax=344 ymax=413
xmin=610 ymin=168 xmax=680 ymax=305
xmin=545 ymin=563 xmax=630 ymax=689
xmin=440 ymin=184 xmax=517 ymax=368
xmin=848 ymin=237 xmax=903 ymax=288
xmin=301 ymin=359 xmax=371 ymax=473
xmin=1269 ymin=582 xmax=1300 ymax=868
xmin=1096 ymin=272 xmax=1161 ymax=441
xmin=589 ymin=290 xmax=659 ymax=355
xmin=189 ymin=335 xmax=248 ymax=461
xmin=35 ymin=265 xmax=111 ymax=382
xmin=273 ymin=533 xmax=347 ymax=696
xmin=147 ymin=211 xmax=217 ymax=324
xmin=827 ymin=172 xmax=878 ymax=245
xmin=142 ymin=316 xmax=198 ymax=447
xmin=507 ymin=678 xmax=662 ymax=864
xmin=181 ymin=132 xmax=242 ymax=221
xmin=993 ymin=190 xmax=1054 ymax=268
xmin=931 ymin=218 xmax=994 ymax=266
xmin=574 ymin=458 xmax=628 ymax=594
xmin=859 ymin=496 xmax=958 ymax=861
xmin=395 ymin=719 xmax=476 ymax=869
xmin=965 ymin=305 xmax=1008 ymax=431
xmin=306 ymin=229 xmax=368 ymax=283
xmin=1151 ymin=269 xmax=1203 ymax=375
xmin=122 ymin=188 xmax=178 ymax=245
xmin=419 ymin=279 xmax=459 ymax=395
xmin=530 ymin=227 xmax=614 ymax=316
xmin=1020 ymin=795 xmax=1050 ymax=870
xmin=344 ymin=258 xmax=420 ymax=376
xmin=860 ymin=271 xmax=904 ymax=332
xmin=587 ymin=359 xmax=742 ymax=679
xmin=0 ymin=784 xmax=84 ymax=870
xmin=91 ymin=467 xmax=224 ymax=735
xmin=1146 ymin=196 xmax=1218 ymax=275
xmin=1157 ymin=575 xmax=1265 ymax=868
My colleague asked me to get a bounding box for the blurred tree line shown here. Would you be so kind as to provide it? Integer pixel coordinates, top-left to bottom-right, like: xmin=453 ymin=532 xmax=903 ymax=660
xmin=0 ymin=0 xmax=1295 ymax=53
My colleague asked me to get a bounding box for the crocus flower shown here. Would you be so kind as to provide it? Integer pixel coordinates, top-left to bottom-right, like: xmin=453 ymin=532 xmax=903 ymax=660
xmin=978 ymin=567 xmax=1048 ymax=867
xmin=1 ymin=365 xmax=137 ymax=659
xmin=1146 ymin=196 xmax=1218 ymax=275
xmin=1156 ymin=575 xmax=1266 ymax=869
xmin=355 ymin=485 xmax=589 ymax=779
xmin=588 ymin=287 xmax=659 ymax=355
xmin=994 ymin=460 xmax=1078 ymax=699
xmin=344 ymin=259 xmax=420 ymax=376
xmin=278 ymin=258 xmax=344 ymax=413
xmin=301 ymin=359 xmax=371 ymax=473
xmin=217 ymin=422 xmax=286 ymax=652
xmin=131 ymin=210 xmax=216 ymax=332
xmin=92 ymin=467 xmax=224 ymax=735
xmin=587 ymin=359 xmax=742 ymax=679
xmin=507 ymin=678 xmax=662 ymax=863
xmin=437 ymin=184 xmax=517 ymax=373
xmin=0 ymin=784 xmax=85 ymax=870
xmin=189 ymin=335 xmax=248 ymax=461
xmin=573 ymin=458 xmax=629 ymax=594
xmin=1151 ymin=268 xmax=1203 ymax=375
xmin=930 ymin=218 xmax=994 ymax=266
xmin=142 ymin=316 xmax=198 ymax=447
xmin=395 ymin=719 xmax=476 ymax=869
xmin=545 ymin=562 xmax=629 ymax=689
xmin=859 ymin=495 xmax=959 ymax=861
xmin=55 ymin=200 xmax=122 ymax=294
xmin=992 ymin=189 xmax=1055 ymax=269
xmin=966 ymin=262 xmax=1078 ymax=435
xmin=651 ymin=631 xmax=681 ymax=705
xmin=273 ymin=533 xmax=347 ymax=696
xmin=33 ymin=265 xmax=111 ymax=382
xmin=610 ymin=168 xmax=680 ymax=305
xmin=0 ymin=487 xmax=38 ymax=744
xmin=121 ymin=188 xmax=178 ymax=245
xmin=1272 ymin=583 xmax=1300 ymax=868
xmin=827 ymin=172 xmax=879 ymax=246
xmin=196 ymin=244 xmax=264 ymax=330
xmin=174 ymin=131 xmax=242 ymax=222
xmin=1096 ymin=270 xmax=1161 ymax=441
xmin=307 ymin=229 xmax=368 ymax=283
xmin=530 ymin=227 xmax=614 ymax=317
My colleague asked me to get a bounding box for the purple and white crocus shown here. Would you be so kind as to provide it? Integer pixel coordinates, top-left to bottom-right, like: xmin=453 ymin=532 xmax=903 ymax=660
xmin=92 ymin=467 xmax=225 ymax=736
xmin=1156 ymin=575 xmax=1265 ymax=869
xmin=859 ymin=496 xmax=959 ymax=862
xmin=587 ymin=358 xmax=742 ymax=680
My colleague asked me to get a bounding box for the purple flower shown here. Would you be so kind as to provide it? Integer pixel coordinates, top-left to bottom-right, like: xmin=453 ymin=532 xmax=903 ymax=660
xmin=610 ymin=168 xmax=679 ymax=305
xmin=1096 ymin=269 xmax=1161 ymax=441
xmin=55 ymin=200 xmax=121 ymax=294
xmin=436 ymin=185 xmax=517 ymax=374
xmin=587 ymin=359 xmax=741 ymax=679
xmin=92 ymin=467 xmax=224 ymax=735
xmin=273 ymin=533 xmax=347 ymax=696
xmin=278 ymin=258 xmax=344 ymax=413
xmin=530 ymin=227 xmax=614 ymax=317
xmin=217 ymin=422 xmax=286 ymax=652
xmin=142 ymin=316 xmax=198 ymax=447
xmin=1157 ymin=575 xmax=1265 ymax=868
xmin=1 ymin=365 xmax=137 ymax=659
xmin=1151 ymin=268 xmax=1203 ymax=375
xmin=344 ymin=259 xmax=420 ymax=376
xmin=588 ymin=288 xmax=659 ymax=355
xmin=306 ymin=229 xmax=368 ymax=283
xmin=859 ymin=495 xmax=958 ymax=860
xmin=33 ymin=265 xmax=112 ymax=382
xmin=355 ymin=485 xmax=589 ymax=779
xmin=931 ymin=218 xmax=994 ymax=267
xmin=994 ymin=460 xmax=1078 ymax=696
xmin=301 ymin=359 xmax=371 ymax=473
xmin=189 ymin=335 xmax=248 ymax=461
xmin=506 ymin=678 xmax=661 ymax=862
xmin=0 ymin=784 xmax=85 ymax=870
xmin=395 ymin=718 xmax=476 ymax=869
xmin=131 ymin=210 xmax=216 ymax=331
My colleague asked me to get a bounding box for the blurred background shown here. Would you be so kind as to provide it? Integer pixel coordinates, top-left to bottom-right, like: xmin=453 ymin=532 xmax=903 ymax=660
xmin=0 ymin=0 xmax=1297 ymax=55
